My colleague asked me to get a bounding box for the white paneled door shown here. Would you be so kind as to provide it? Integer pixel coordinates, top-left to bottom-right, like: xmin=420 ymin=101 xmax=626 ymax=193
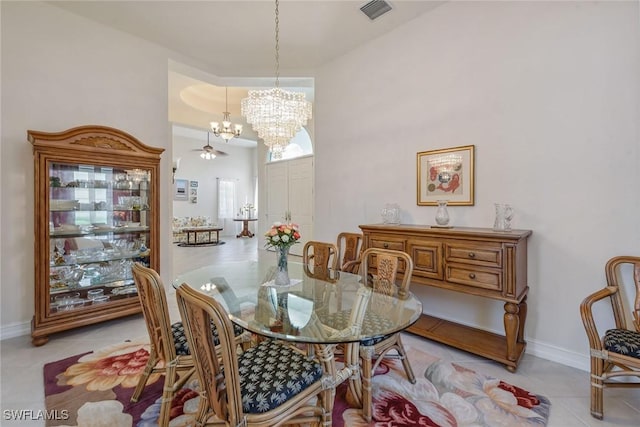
xmin=265 ymin=156 xmax=313 ymax=256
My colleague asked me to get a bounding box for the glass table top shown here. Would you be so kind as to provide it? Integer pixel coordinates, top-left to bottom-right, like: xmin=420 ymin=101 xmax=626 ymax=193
xmin=173 ymin=259 xmax=422 ymax=344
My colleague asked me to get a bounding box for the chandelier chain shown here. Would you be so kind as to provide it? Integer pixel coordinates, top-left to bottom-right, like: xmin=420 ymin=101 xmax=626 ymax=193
xmin=274 ymin=0 xmax=280 ymax=88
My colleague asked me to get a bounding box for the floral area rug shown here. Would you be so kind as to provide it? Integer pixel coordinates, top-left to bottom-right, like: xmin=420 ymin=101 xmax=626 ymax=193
xmin=43 ymin=338 xmax=550 ymax=426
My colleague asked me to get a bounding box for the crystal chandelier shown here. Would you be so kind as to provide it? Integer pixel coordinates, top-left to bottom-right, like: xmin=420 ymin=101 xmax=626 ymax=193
xmin=241 ymin=0 xmax=311 ymax=159
xmin=210 ymin=87 xmax=242 ymax=142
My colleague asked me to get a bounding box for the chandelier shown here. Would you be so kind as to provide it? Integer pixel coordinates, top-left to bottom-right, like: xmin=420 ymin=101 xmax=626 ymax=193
xmin=241 ymin=0 xmax=311 ymax=159
xmin=210 ymin=87 xmax=242 ymax=142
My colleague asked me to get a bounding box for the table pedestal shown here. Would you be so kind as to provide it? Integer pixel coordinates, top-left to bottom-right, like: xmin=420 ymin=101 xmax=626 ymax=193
xmin=234 ymin=218 xmax=257 ymax=238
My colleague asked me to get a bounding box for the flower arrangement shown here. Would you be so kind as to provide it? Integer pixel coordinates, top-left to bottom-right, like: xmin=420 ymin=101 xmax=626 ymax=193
xmin=241 ymin=203 xmax=254 ymax=214
xmin=264 ymin=222 xmax=301 ymax=249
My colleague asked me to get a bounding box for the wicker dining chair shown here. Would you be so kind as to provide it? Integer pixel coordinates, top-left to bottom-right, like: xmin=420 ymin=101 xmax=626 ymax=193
xmin=175 ymin=283 xmax=332 ymax=427
xmin=131 ymin=263 xmax=251 ymax=427
xmin=580 ymin=255 xmax=640 ymax=420
xmin=302 ymin=240 xmax=339 ymax=280
xmin=357 ymin=247 xmax=417 ymax=422
xmin=336 ymin=232 xmax=363 ymax=273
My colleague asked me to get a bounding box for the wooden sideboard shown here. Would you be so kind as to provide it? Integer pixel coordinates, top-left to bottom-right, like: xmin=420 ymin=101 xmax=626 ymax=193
xmin=359 ymin=224 xmax=532 ymax=371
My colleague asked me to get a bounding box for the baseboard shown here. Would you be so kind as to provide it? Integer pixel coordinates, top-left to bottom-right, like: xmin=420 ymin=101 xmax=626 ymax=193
xmin=526 ymin=337 xmax=590 ymax=372
xmin=1 ymin=320 xmax=31 ymax=341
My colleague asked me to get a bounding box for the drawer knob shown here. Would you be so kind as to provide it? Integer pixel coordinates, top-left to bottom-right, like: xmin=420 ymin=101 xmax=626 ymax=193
xmin=469 ymin=273 xmax=476 ymax=279
xmin=383 ymin=243 xmax=389 ymax=249
xmin=468 ymin=252 xmax=476 ymax=258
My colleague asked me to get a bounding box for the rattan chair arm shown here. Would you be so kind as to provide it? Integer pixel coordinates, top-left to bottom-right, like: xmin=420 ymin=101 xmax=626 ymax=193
xmin=580 ymin=286 xmax=617 ymax=350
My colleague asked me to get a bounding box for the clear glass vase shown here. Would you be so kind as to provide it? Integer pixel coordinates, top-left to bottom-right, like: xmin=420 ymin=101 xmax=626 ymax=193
xmin=435 ymin=200 xmax=450 ymax=226
xmin=274 ymin=246 xmax=291 ymax=286
xmin=493 ymin=203 xmax=514 ymax=231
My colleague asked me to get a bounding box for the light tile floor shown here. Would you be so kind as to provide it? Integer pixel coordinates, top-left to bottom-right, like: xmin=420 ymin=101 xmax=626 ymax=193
xmin=2 ymin=237 xmax=639 ymax=426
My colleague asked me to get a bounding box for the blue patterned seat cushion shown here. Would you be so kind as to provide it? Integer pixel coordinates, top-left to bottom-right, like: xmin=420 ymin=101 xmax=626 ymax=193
xmin=171 ymin=321 xmax=246 ymax=356
xmin=238 ymin=339 xmax=323 ymax=413
xmin=319 ymin=310 xmax=395 ymax=346
xmin=604 ymin=329 xmax=640 ymax=359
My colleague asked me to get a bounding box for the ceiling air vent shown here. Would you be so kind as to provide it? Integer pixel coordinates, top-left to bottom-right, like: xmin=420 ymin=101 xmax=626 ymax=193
xmin=360 ymin=0 xmax=392 ymax=21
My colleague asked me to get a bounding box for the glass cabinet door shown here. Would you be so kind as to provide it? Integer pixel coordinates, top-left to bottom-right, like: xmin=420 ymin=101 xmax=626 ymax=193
xmin=48 ymin=163 xmax=152 ymax=314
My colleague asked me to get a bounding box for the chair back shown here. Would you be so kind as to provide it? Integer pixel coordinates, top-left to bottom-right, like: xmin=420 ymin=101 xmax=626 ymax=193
xmin=336 ymin=232 xmax=363 ymax=273
xmin=132 ymin=263 xmax=177 ymax=362
xmin=360 ymin=248 xmax=414 ymax=299
xmin=605 ymin=256 xmax=640 ymax=332
xmin=303 ymin=241 xmax=338 ymax=279
xmin=176 ymin=283 xmax=243 ymax=426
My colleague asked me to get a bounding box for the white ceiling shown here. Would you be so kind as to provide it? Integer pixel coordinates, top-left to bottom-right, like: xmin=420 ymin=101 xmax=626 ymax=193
xmin=50 ymin=0 xmax=445 ymax=142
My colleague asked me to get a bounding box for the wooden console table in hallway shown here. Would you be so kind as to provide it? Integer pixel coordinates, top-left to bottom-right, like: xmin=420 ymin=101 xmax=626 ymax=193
xmin=234 ymin=218 xmax=257 ymax=238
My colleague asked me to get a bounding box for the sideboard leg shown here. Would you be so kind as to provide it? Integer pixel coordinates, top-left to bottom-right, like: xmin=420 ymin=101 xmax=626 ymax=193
xmin=503 ymin=302 xmax=520 ymax=366
xmin=517 ymin=296 xmax=528 ymax=344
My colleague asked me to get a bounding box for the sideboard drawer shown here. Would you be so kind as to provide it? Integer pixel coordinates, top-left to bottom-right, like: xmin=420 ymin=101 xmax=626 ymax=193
xmin=446 ymin=265 xmax=502 ymax=291
xmin=369 ymin=236 xmax=405 ymax=251
xmin=368 ymin=235 xmax=407 ymax=272
xmin=445 ymin=242 xmax=502 ymax=268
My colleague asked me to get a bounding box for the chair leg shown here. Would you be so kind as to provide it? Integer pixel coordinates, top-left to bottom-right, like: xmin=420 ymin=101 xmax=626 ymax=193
xmin=590 ymin=356 xmax=604 ymax=419
xmin=131 ymin=352 xmax=158 ymax=402
xmin=320 ymin=388 xmax=332 ymax=427
xmin=194 ymin=391 xmax=210 ymax=427
xmin=158 ymin=362 xmax=177 ymax=427
xmin=396 ymin=336 xmax=416 ymax=384
xmin=360 ymin=347 xmax=374 ymax=423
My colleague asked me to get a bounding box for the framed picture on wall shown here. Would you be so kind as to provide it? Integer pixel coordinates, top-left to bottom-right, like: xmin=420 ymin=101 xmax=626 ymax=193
xmin=417 ymin=145 xmax=475 ymax=206
xmin=174 ymin=179 xmax=188 ymax=201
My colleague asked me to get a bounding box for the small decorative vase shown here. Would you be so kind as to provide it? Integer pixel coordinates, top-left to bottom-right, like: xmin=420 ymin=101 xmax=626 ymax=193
xmin=435 ymin=200 xmax=450 ymax=226
xmin=274 ymin=246 xmax=291 ymax=286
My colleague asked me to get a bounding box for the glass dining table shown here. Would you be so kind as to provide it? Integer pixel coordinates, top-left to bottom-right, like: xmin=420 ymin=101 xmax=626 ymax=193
xmin=172 ymin=258 xmax=423 ymax=418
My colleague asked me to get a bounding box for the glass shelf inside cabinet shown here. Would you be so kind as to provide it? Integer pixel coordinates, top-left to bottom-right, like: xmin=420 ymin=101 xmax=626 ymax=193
xmin=49 ymin=256 xmax=149 ymax=298
xmin=50 ymin=237 xmax=150 ymax=266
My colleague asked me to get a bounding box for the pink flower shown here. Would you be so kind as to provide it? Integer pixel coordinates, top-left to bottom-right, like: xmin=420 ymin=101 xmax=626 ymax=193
xmin=64 ymin=341 xmax=158 ymax=391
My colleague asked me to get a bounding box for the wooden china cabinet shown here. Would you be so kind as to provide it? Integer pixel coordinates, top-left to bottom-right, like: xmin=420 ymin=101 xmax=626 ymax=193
xmin=29 ymin=125 xmax=164 ymax=346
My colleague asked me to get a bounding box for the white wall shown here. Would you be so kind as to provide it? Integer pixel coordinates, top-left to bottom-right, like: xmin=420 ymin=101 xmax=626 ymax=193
xmin=0 ymin=2 xmax=179 ymax=338
xmin=314 ymin=1 xmax=639 ymax=370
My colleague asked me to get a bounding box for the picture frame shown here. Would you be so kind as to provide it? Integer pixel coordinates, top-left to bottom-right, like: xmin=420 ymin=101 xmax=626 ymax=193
xmin=174 ymin=179 xmax=188 ymax=201
xmin=417 ymin=145 xmax=475 ymax=206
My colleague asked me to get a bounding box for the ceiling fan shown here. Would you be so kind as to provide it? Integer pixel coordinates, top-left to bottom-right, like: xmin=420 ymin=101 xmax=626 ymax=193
xmin=191 ymin=132 xmax=229 ymax=159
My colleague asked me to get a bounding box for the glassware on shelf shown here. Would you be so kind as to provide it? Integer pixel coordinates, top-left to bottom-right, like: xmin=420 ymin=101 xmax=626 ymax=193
xmin=87 ymin=289 xmax=104 ymax=300
xmin=435 ymin=200 xmax=450 ymax=226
